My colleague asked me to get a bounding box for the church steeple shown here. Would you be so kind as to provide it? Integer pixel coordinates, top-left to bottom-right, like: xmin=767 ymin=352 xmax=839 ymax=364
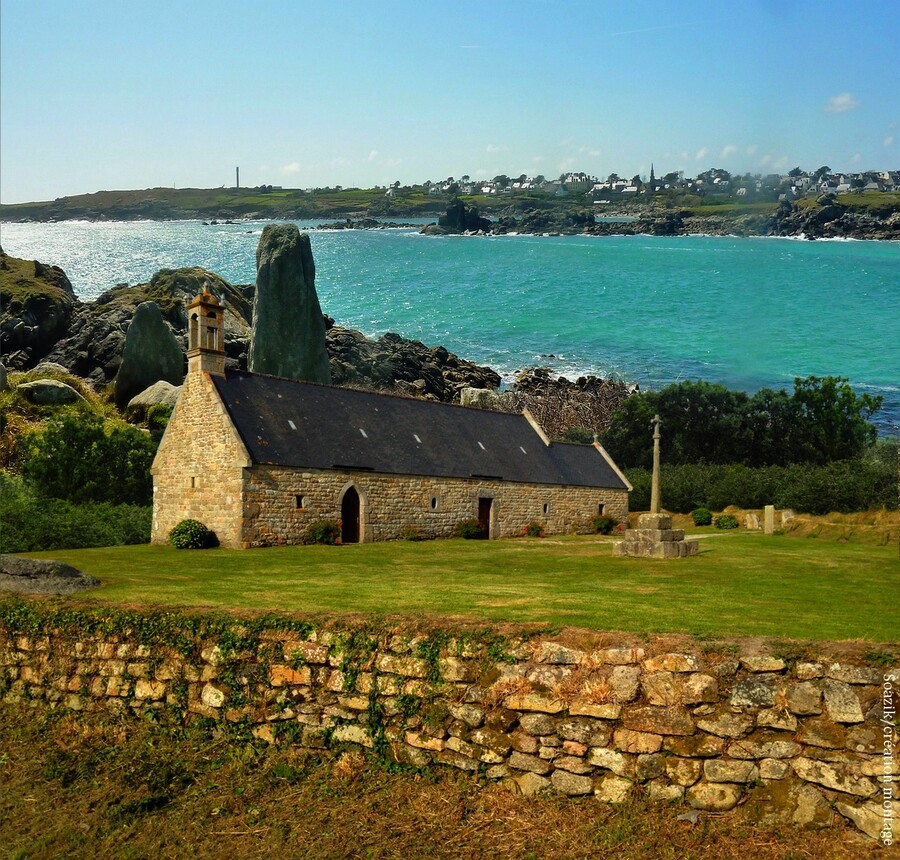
xmin=650 ymin=163 xmax=656 ymax=190
xmin=186 ymin=284 xmax=225 ymax=377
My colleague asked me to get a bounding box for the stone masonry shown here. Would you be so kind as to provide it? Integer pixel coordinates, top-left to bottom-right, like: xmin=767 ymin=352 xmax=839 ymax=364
xmin=613 ymin=513 xmax=699 ymax=559
xmin=242 ymin=465 xmax=629 ymax=547
xmin=1 ymin=614 xmax=895 ymax=842
xmin=150 ymin=369 xmax=250 ymax=546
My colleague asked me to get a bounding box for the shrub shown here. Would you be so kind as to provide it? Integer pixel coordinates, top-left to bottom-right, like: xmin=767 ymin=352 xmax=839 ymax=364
xmin=400 ymin=526 xmax=425 ymax=541
xmin=691 ymin=507 xmax=713 ymax=526
xmin=19 ymin=412 xmax=157 ymax=506
xmin=623 ymin=458 xmax=897 ymax=516
xmin=523 ymin=521 xmax=545 ymax=538
xmin=304 ymin=519 xmax=342 ymax=545
xmin=592 ymin=514 xmax=619 ymax=535
xmin=453 ymin=518 xmax=485 ymax=539
xmin=168 ymin=519 xmax=217 ymax=549
xmin=0 ymin=471 xmax=151 ymax=552
xmin=714 ymin=514 xmax=739 ymax=530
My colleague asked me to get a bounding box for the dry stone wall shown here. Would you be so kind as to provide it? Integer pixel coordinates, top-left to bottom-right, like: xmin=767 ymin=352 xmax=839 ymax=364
xmin=243 ymin=465 xmax=629 ymax=546
xmin=1 ymin=607 xmax=895 ymax=842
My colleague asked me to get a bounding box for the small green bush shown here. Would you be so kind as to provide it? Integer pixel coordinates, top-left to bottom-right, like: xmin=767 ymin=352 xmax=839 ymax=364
xmin=691 ymin=507 xmax=713 ymax=526
xmin=400 ymin=526 xmax=425 ymax=541
xmin=714 ymin=514 xmax=739 ymax=530
xmin=523 ymin=521 xmax=545 ymax=538
xmin=592 ymin=514 xmax=619 ymax=535
xmin=453 ymin=518 xmax=485 ymax=539
xmin=304 ymin=519 xmax=342 ymax=545
xmin=168 ymin=519 xmax=217 ymax=549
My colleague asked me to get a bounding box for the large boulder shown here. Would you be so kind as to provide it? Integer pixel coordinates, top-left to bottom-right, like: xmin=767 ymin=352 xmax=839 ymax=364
xmin=248 ymin=224 xmax=331 ymax=383
xmin=113 ymin=301 xmax=184 ymax=408
xmin=127 ymin=380 xmax=182 ymax=410
xmin=16 ymin=378 xmax=85 ymax=405
xmin=0 ymin=555 xmax=99 ymax=595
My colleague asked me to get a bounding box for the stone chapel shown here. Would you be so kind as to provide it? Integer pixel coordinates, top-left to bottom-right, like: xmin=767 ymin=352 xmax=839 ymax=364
xmin=150 ymin=290 xmax=631 ymax=548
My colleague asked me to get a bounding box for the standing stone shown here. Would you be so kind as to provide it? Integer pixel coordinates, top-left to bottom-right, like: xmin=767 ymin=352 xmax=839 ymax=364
xmin=113 ymin=301 xmax=184 ymax=408
xmin=248 ymin=224 xmax=331 ymax=383
xmin=764 ymin=505 xmax=775 ymax=535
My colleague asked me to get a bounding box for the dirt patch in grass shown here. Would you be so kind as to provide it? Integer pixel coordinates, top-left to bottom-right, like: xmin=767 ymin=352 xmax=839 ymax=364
xmin=0 ymin=704 xmax=879 ymax=860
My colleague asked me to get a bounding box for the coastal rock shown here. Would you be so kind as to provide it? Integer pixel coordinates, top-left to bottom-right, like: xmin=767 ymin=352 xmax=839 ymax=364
xmin=0 ymin=554 xmax=99 ymax=595
xmin=114 ymin=301 xmax=184 ymax=409
xmin=421 ymin=200 xmax=492 ymax=235
xmin=249 ymin=224 xmax=331 ymax=383
xmin=326 ymin=328 xmax=500 ymax=402
xmin=45 ymin=267 xmax=251 ymax=387
xmin=0 ymin=363 xmax=7 ymax=392
xmin=0 ymin=249 xmax=76 ymax=368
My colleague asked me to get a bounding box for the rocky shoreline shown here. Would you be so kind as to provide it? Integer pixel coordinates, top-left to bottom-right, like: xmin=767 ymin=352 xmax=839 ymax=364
xmin=0 ymin=247 xmax=633 ymax=439
xmin=419 ymin=199 xmax=900 ymax=241
xmin=5 ymin=196 xmax=898 ymax=241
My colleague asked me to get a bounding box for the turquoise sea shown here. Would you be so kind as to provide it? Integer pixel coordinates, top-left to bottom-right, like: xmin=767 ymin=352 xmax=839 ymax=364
xmin=1 ymin=220 xmax=898 ymax=432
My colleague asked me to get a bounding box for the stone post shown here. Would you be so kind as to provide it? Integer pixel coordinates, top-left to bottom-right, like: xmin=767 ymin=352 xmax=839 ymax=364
xmin=764 ymin=505 xmax=775 ymax=535
xmin=650 ymin=414 xmax=661 ymax=514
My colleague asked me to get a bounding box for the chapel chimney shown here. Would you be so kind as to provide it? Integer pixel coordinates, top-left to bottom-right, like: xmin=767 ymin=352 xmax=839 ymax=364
xmin=186 ymin=285 xmax=226 ymax=377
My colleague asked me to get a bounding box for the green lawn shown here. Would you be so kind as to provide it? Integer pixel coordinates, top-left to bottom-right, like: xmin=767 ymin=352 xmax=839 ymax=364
xmin=19 ymin=532 xmax=899 ymax=642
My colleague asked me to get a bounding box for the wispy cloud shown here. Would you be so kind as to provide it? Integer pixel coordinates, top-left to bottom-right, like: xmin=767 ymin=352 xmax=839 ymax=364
xmin=823 ymin=92 xmax=859 ymax=113
xmin=746 ymin=144 xmax=758 ymax=156
xmin=486 ymin=143 xmax=504 ymax=153
xmin=280 ymin=161 xmax=301 ymax=175
xmin=884 ymin=136 xmax=895 ymax=147
xmin=367 ymin=150 xmax=379 ymax=162
xmin=851 ymin=152 xmax=862 ymax=163
xmin=607 ymin=20 xmax=712 ymax=37
xmin=579 ymin=145 xmax=602 ymax=157
xmin=721 ymin=145 xmax=737 ymax=159
xmin=695 ymin=147 xmax=707 ymax=161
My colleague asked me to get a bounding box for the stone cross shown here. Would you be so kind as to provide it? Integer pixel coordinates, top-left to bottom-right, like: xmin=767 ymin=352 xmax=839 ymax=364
xmin=650 ymin=414 xmax=662 ymax=514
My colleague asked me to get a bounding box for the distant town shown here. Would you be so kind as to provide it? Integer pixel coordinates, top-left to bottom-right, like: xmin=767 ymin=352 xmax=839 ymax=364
xmin=371 ymin=165 xmax=900 ymax=204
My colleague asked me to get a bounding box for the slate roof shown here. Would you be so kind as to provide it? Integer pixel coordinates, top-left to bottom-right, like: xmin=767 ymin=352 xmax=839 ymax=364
xmin=212 ymin=371 xmax=629 ymax=490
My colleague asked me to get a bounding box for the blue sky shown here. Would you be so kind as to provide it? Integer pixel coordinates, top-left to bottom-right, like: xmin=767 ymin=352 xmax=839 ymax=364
xmin=1 ymin=0 xmax=897 ymax=203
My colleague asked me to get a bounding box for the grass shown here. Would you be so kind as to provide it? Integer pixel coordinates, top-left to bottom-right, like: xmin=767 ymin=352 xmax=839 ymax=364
xmin=0 ymin=704 xmax=879 ymax=860
xmin=19 ymin=531 xmax=899 ymax=641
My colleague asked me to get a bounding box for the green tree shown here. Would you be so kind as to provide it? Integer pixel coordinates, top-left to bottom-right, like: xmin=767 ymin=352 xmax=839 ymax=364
xmin=20 ymin=413 xmax=157 ymax=506
xmin=601 ymin=376 xmax=882 ymax=469
xmin=790 ymin=375 xmax=882 ymax=463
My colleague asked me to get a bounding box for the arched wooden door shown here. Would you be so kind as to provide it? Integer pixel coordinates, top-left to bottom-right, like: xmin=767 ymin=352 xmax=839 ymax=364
xmin=341 ymin=486 xmax=360 ymax=544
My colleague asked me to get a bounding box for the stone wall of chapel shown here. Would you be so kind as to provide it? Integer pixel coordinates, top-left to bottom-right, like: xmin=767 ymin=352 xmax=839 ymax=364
xmin=242 ymin=465 xmax=629 ymax=547
xmin=150 ymin=372 xmax=248 ymax=548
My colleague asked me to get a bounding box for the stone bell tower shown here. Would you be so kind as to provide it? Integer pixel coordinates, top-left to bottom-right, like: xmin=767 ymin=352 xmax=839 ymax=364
xmin=186 ymin=285 xmax=226 ymax=377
